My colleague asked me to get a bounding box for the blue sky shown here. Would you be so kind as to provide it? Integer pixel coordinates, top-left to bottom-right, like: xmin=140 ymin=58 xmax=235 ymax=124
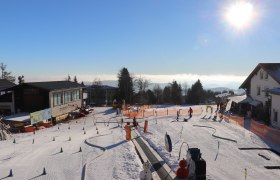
xmin=0 ymin=0 xmax=280 ymax=88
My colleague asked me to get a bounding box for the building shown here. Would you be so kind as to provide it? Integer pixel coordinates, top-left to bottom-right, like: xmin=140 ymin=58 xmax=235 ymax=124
xmin=269 ymin=88 xmax=280 ymax=127
xmin=86 ymin=85 xmax=118 ymax=106
xmin=6 ymin=81 xmax=85 ymax=122
xmin=240 ymin=63 xmax=280 ymax=127
xmin=0 ymin=79 xmax=16 ymax=115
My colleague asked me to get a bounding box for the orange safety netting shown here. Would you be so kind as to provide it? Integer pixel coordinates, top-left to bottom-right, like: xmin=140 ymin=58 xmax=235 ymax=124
xmin=250 ymin=120 xmax=280 ymax=147
xmin=122 ymin=106 xmax=203 ymax=119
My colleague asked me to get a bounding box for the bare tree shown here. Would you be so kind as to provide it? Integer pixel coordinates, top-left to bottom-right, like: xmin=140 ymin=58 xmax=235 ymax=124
xmin=0 ymin=63 xmax=15 ymax=83
xmin=134 ymin=76 xmax=151 ymax=93
xmin=182 ymin=82 xmax=188 ymax=96
xmin=65 ymin=74 xmax=71 ymax=81
xmin=92 ymin=78 xmax=102 ymax=86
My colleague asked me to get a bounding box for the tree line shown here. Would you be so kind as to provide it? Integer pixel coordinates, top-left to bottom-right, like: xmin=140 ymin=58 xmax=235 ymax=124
xmin=115 ymin=67 xmax=220 ymax=105
xmin=1 ymin=63 xmax=221 ymax=105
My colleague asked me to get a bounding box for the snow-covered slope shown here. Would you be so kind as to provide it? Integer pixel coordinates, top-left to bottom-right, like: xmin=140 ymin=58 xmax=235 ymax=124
xmin=0 ymin=107 xmax=142 ymax=180
xmin=1 ymin=106 xmax=280 ymax=180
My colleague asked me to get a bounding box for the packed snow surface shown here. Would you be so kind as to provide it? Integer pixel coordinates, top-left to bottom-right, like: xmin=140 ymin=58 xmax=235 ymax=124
xmin=1 ymin=106 xmax=280 ymax=180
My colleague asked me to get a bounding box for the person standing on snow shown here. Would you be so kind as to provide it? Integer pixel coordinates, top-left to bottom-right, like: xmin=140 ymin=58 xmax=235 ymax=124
xmin=176 ymin=110 xmax=179 ymax=121
xmin=188 ymin=107 xmax=193 ymax=118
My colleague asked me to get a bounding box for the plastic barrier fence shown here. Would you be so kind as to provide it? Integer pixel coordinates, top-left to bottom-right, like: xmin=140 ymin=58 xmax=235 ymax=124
xmin=250 ymin=120 xmax=280 ymax=147
xmin=122 ymin=106 xmax=203 ymax=119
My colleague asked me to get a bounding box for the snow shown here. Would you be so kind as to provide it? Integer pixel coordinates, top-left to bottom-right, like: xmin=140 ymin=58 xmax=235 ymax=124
xmin=227 ymin=94 xmax=247 ymax=103
xmin=1 ymin=106 xmax=280 ymax=180
xmin=3 ymin=113 xmax=30 ymax=122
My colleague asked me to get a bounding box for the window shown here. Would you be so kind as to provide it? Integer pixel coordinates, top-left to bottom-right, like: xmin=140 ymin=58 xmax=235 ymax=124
xmin=265 ymin=72 xmax=268 ymax=79
xmin=71 ymin=91 xmax=76 ymax=100
xmin=264 ymin=87 xmax=269 ymax=97
xmin=53 ymin=93 xmax=63 ymax=106
xmin=64 ymin=91 xmax=72 ymax=104
xmin=260 ymin=71 xmax=263 ymax=79
xmin=77 ymin=90 xmax=80 ymax=99
xmin=71 ymin=90 xmax=80 ymax=101
xmin=257 ymin=86 xmax=261 ymax=96
xmin=274 ymin=110 xmax=278 ymax=122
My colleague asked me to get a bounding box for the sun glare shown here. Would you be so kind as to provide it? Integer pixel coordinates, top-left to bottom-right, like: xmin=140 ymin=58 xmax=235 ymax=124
xmin=225 ymin=1 xmax=255 ymax=30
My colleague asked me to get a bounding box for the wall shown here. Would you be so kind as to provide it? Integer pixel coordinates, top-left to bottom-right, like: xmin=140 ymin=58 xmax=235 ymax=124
xmin=50 ymin=88 xmax=82 ymax=117
xmin=250 ymin=68 xmax=279 ymax=105
xmin=14 ymin=86 xmax=49 ymax=113
xmin=271 ymin=94 xmax=280 ymax=128
xmin=0 ymin=102 xmax=14 ymax=114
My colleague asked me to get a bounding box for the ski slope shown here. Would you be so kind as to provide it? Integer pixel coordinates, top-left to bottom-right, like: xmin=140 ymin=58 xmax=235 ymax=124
xmin=1 ymin=106 xmax=280 ymax=180
xmin=0 ymin=108 xmax=142 ymax=180
xmin=137 ymin=105 xmax=280 ymax=180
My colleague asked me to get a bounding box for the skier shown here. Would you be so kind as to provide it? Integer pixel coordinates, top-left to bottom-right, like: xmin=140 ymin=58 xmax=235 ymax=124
xmin=176 ymin=110 xmax=179 ymax=121
xmin=188 ymin=107 xmax=193 ymax=118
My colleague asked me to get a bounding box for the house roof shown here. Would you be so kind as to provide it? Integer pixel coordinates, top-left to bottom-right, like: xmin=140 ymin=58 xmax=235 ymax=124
xmin=239 ymin=63 xmax=280 ymax=89
xmin=269 ymin=88 xmax=280 ymax=95
xmin=227 ymin=94 xmax=247 ymax=103
xmin=3 ymin=113 xmax=30 ymax=122
xmin=0 ymin=79 xmax=16 ymax=91
xmin=24 ymin=81 xmax=85 ymax=91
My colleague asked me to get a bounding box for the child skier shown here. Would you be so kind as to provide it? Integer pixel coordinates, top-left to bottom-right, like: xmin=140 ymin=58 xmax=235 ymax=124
xmin=188 ymin=107 xmax=193 ymax=118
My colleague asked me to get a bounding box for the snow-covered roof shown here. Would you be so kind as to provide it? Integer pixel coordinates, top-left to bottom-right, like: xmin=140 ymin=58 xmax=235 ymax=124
xmin=3 ymin=113 xmax=30 ymax=122
xmin=227 ymin=95 xmax=247 ymax=103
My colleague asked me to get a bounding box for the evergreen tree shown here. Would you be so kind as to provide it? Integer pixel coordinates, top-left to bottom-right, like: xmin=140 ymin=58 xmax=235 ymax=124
xmin=117 ymin=67 xmax=134 ymax=104
xmin=186 ymin=79 xmax=204 ymax=105
xmin=170 ymin=81 xmax=182 ymax=104
xmin=18 ymin=75 xmax=24 ymax=84
xmin=74 ymin=76 xmax=78 ymax=83
xmin=163 ymin=86 xmax=172 ymax=103
xmin=153 ymin=84 xmax=163 ymax=104
xmin=146 ymin=89 xmax=156 ymax=104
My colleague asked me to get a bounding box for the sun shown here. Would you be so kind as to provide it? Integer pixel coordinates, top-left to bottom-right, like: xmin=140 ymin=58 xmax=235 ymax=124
xmin=225 ymin=1 xmax=255 ymax=30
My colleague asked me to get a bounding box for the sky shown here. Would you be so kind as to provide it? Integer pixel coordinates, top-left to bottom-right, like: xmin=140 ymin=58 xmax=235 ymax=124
xmin=0 ymin=0 xmax=280 ymax=89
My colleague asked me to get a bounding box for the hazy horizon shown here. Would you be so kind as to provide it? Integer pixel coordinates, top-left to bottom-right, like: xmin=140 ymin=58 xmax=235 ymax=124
xmin=21 ymin=72 xmax=245 ymax=90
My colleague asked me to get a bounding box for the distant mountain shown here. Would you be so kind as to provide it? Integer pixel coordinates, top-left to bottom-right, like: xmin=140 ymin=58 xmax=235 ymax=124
xmin=208 ymin=87 xmax=231 ymax=93
xmin=101 ymin=80 xmax=118 ymax=87
xmin=83 ymin=80 xmax=118 ymax=87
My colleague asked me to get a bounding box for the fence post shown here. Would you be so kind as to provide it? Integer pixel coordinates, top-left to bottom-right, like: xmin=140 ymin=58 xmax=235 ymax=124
xmin=144 ymin=120 xmax=148 ymax=133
